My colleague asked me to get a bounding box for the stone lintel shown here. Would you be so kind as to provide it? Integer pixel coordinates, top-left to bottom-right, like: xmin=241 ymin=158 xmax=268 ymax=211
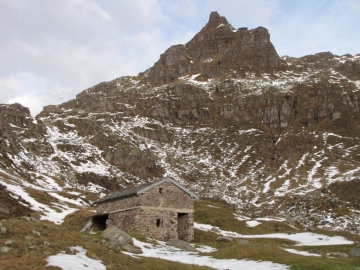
xmin=97 ymin=205 xmax=192 ymax=215
xmin=140 ymin=206 xmax=192 ymax=213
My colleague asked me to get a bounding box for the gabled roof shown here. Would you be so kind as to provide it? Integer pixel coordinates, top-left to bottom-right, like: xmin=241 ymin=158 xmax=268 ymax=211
xmin=94 ymin=177 xmax=199 ymax=205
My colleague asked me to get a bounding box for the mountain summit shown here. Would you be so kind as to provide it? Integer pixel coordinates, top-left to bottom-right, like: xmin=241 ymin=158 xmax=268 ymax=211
xmin=147 ymin=12 xmax=282 ymax=84
xmin=203 ymin=11 xmax=233 ymax=29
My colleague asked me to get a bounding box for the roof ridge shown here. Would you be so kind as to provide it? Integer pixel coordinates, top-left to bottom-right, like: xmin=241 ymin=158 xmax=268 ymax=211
xmin=94 ymin=177 xmax=198 ymax=205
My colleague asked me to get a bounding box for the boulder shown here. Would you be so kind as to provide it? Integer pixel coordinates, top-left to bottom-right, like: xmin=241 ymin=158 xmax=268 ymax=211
xmin=80 ymin=219 xmax=93 ymax=232
xmin=29 ymin=217 xmax=39 ymax=222
xmin=238 ymin=239 xmax=250 ymax=245
xmin=0 ymin=246 xmax=11 ymax=253
xmin=107 ymin=240 xmax=142 ymax=254
xmin=350 ymin=244 xmax=360 ymax=257
xmin=210 ymin=227 xmax=220 ymax=233
xmin=21 ymin=216 xmax=31 ymax=222
xmin=166 ymin=238 xmax=198 ymax=252
xmin=107 ymin=241 xmax=122 ymax=251
xmin=309 ymin=249 xmax=321 ymax=255
xmin=101 ymin=226 xmax=133 ymax=246
xmin=0 ymin=226 xmax=7 ymax=234
xmin=0 ymin=204 xmax=9 ymax=214
xmin=216 ymin=236 xmax=232 ymax=242
xmin=100 ymin=239 xmax=107 ymax=244
xmin=121 ymin=244 xmax=142 ymax=254
xmin=32 ymin=230 xmax=41 ymax=237
xmin=5 ymin=240 xmax=14 ymax=245
xmin=327 ymin=252 xmax=348 ymax=258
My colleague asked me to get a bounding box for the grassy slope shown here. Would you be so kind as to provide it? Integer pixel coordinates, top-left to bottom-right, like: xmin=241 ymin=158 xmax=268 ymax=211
xmin=194 ymin=198 xmax=360 ymax=270
xmin=1 ymin=198 xmax=360 ymax=269
xmin=0 ymin=210 xmax=211 ymax=270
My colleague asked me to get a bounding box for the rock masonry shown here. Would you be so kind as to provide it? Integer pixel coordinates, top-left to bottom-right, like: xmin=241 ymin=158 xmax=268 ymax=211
xmin=96 ymin=182 xmax=195 ymax=242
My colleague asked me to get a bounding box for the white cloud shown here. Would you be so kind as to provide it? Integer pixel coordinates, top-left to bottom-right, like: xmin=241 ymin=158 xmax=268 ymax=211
xmin=70 ymin=0 xmax=111 ymax=21
xmin=269 ymin=0 xmax=360 ymax=57
xmin=162 ymin=0 xmax=198 ymax=19
xmin=0 ymin=0 xmax=177 ymax=115
xmin=0 ymin=76 xmax=22 ymax=98
xmin=8 ymin=93 xmax=49 ymax=116
xmin=205 ymin=0 xmax=280 ymax=28
xmin=1 ymin=72 xmax=72 ymax=116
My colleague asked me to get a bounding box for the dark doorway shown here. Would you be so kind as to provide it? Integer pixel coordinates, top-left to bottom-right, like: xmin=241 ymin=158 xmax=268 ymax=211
xmin=177 ymin=213 xmax=189 ymax=241
xmin=92 ymin=214 xmax=109 ymax=230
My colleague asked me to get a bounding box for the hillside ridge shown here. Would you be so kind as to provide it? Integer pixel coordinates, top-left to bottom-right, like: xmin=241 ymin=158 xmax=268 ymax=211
xmin=1 ymin=12 xmax=360 ymax=234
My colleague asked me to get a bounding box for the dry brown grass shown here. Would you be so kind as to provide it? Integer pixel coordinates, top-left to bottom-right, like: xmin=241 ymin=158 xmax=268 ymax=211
xmin=0 ymin=184 xmax=33 ymax=219
xmin=1 ymin=198 xmax=359 ymax=270
xmin=194 ymin=198 xmax=296 ymax=235
xmin=0 ymin=217 xmax=211 ymax=270
xmin=193 ymin=198 xmax=360 ymax=270
xmin=62 ymin=209 xmax=94 ymax=231
xmin=24 ymin=188 xmax=59 ymax=207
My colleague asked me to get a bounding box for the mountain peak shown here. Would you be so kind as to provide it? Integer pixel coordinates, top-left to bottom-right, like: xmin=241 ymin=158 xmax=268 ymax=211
xmin=146 ymin=12 xmax=281 ymax=85
xmin=204 ymin=11 xmax=233 ymax=29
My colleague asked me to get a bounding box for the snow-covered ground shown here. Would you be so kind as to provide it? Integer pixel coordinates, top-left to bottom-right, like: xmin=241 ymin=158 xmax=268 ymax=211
xmin=195 ymin=223 xmax=353 ymax=246
xmin=44 ymin=221 xmax=354 ymax=270
xmin=125 ymin=238 xmax=289 ymax=270
xmin=0 ymin=171 xmax=85 ymax=224
xmin=283 ymin=248 xmax=321 ymax=257
xmin=46 ymin=246 xmax=106 ymax=270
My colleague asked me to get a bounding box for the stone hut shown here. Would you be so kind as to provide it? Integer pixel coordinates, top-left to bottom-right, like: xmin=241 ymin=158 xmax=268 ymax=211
xmin=93 ymin=177 xmax=199 ymax=242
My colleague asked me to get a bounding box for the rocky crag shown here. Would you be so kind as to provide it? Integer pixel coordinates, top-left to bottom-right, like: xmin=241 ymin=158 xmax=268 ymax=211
xmin=1 ymin=12 xmax=360 ymax=233
xmin=147 ymin=11 xmax=281 ymax=84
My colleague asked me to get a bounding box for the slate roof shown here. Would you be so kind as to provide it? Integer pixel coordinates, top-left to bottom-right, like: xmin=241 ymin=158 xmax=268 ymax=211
xmin=94 ymin=177 xmax=199 ymax=205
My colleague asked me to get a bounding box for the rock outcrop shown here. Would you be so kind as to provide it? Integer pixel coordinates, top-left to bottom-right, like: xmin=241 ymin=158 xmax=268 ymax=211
xmin=101 ymin=226 xmax=142 ymax=254
xmin=350 ymin=245 xmax=360 ymax=257
xmin=147 ymin=11 xmax=281 ymax=84
xmin=166 ymin=238 xmax=198 ymax=252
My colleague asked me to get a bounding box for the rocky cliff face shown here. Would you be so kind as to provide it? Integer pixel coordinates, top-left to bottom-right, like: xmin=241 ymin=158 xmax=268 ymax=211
xmin=147 ymin=11 xmax=281 ymax=85
xmin=1 ymin=12 xmax=360 ymax=233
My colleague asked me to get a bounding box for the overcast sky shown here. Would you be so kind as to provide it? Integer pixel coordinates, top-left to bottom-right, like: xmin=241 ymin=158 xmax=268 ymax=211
xmin=1 ymin=0 xmax=359 ymax=116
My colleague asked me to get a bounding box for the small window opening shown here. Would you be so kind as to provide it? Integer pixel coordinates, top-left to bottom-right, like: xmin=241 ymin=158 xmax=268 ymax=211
xmin=156 ymin=219 xmax=163 ymax=227
xmin=159 ymin=188 xmax=163 ymax=193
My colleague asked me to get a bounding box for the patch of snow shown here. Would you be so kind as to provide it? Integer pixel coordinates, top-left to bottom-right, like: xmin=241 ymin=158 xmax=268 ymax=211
xmin=263 ymin=177 xmax=276 ymax=193
xmin=49 ymin=192 xmax=85 ymax=207
xmin=283 ymin=248 xmax=321 ymax=257
xmin=246 ymin=220 xmax=262 ymax=227
xmin=125 ymin=238 xmax=289 ymax=270
xmin=1 ymin=181 xmax=78 ymax=224
xmin=206 ymin=204 xmax=220 ymax=208
xmin=195 ymin=223 xmax=353 ymax=246
xmin=67 ymin=191 xmax=81 ymax=196
xmin=189 ymin=73 xmax=201 ymax=80
xmin=244 ymin=232 xmax=353 ymax=246
xmin=46 ymin=246 xmax=106 ymax=270
xmin=33 ymin=173 xmax=62 ymax=191
xmin=233 ymin=214 xmax=251 ymax=221
xmin=256 ymin=217 xmax=286 ymax=222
